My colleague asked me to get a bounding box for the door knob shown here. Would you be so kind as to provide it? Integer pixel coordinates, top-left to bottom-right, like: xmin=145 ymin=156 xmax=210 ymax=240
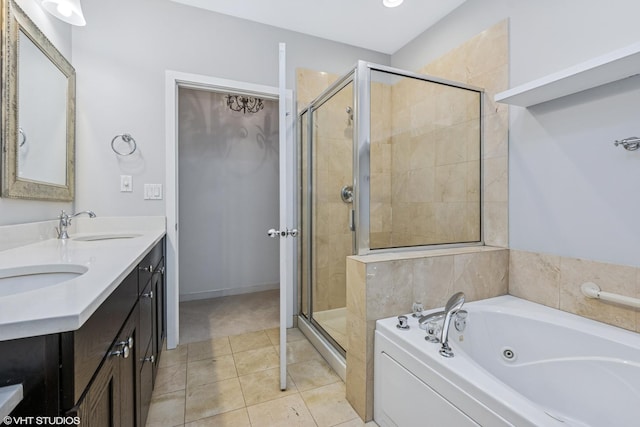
xmin=268 ymin=228 xmax=285 ymax=237
xmin=267 ymin=228 xmax=299 ymax=238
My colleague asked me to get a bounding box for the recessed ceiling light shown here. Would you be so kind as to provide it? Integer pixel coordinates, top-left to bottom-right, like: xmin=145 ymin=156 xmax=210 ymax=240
xmin=383 ymin=0 xmax=404 ymax=8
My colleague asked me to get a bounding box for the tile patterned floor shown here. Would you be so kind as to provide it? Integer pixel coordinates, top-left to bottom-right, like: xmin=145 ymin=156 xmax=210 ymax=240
xmin=147 ymin=327 xmax=374 ymax=426
xmin=153 ymin=291 xmax=378 ymax=426
xmin=179 ymin=290 xmax=280 ymax=344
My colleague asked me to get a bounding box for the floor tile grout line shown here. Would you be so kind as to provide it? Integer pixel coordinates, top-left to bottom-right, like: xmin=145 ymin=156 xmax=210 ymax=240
xmin=159 ymin=317 xmax=354 ymax=426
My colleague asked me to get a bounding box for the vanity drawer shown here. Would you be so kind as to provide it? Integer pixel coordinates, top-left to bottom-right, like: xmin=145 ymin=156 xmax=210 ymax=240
xmin=60 ymin=268 xmax=138 ymax=407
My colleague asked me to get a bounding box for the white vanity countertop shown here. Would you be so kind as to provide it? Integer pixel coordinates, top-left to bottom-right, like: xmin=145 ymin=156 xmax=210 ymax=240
xmin=0 ymin=216 xmax=166 ymax=341
xmin=0 ymin=384 xmax=22 ymax=420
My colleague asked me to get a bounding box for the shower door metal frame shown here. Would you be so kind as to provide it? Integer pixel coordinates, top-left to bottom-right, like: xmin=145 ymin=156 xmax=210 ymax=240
xmin=352 ymin=61 xmax=486 ymax=255
xmin=297 ymin=61 xmax=486 ymax=359
xmin=298 ymin=70 xmax=356 ymax=358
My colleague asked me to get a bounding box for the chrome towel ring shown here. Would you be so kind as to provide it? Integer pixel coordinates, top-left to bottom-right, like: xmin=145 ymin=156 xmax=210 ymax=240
xmin=111 ymin=133 xmax=137 ymax=156
xmin=19 ymin=127 xmax=26 ymax=147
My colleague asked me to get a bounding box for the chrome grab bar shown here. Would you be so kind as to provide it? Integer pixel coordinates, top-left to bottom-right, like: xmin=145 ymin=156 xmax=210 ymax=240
xmin=581 ymin=282 xmax=640 ymax=309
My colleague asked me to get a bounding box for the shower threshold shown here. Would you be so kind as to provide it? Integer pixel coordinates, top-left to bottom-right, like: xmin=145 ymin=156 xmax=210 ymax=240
xmin=298 ymin=316 xmax=346 ymax=381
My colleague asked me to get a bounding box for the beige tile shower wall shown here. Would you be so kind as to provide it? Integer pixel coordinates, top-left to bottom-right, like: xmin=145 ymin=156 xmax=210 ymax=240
xmin=418 ymin=20 xmax=509 ymax=247
xmin=345 ymin=247 xmax=509 ymax=421
xmin=388 ymin=80 xmax=481 ymax=246
xmin=369 ymin=82 xmax=393 ymax=248
xmin=510 ymin=250 xmax=640 ymax=333
xmin=296 ymin=69 xmax=340 ymax=113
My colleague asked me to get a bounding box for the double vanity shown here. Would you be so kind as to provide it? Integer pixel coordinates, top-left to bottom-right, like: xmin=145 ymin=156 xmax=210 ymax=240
xmin=0 ymin=216 xmax=166 ymax=426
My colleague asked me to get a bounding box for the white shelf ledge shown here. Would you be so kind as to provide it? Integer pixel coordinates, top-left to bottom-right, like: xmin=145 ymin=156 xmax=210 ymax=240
xmin=495 ymin=41 xmax=640 ymax=107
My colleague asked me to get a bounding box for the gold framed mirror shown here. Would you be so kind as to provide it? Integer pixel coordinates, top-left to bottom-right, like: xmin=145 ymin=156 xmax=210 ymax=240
xmin=1 ymin=0 xmax=76 ymax=201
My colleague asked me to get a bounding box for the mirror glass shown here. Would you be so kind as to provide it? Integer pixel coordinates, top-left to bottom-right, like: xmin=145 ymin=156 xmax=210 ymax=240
xmin=18 ymin=30 xmax=68 ymax=185
xmin=2 ymin=0 xmax=76 ymax=201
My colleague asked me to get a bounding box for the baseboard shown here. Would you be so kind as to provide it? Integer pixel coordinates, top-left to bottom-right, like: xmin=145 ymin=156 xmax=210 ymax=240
xmin=179 ymin=283 xmax=279 ymax=302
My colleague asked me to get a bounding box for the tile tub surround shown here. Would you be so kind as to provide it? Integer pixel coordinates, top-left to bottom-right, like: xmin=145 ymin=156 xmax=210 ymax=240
xmin=0 ymin=216 xmax=165 ymax=340
xmin=345 ymin=246 xmax=509 ymax=421
xmin=509 ymin=249 xmax=640 ymax=333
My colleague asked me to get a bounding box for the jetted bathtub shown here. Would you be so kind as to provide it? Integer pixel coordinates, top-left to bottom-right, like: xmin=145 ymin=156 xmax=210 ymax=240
xmin=374 ymin=295 xmax=640 ymax=427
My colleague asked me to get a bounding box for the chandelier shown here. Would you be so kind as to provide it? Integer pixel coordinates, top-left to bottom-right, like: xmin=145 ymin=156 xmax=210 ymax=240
xmin=225 ymin=95 xmax=264 ymax=114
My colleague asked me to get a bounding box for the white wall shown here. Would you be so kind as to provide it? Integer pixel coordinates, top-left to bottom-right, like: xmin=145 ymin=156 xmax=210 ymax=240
xmin=0 ymin=0 xmax=73 ymax=226
xmin=392 ymin=0 xmax=640 ymax=267
xmin=177 ymin=89 xmax=279 ymax=299
xmin=71 ymin=0 xmax=389 ymax=218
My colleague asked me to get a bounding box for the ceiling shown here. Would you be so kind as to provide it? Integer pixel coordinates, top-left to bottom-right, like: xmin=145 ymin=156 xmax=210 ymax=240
xmin=170 ymin=0 xmax=467 ymax=55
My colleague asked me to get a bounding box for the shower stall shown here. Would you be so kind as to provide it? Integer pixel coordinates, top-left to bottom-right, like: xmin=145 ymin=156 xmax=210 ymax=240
xmin=298 ymin=61 xmax=483 ymax=361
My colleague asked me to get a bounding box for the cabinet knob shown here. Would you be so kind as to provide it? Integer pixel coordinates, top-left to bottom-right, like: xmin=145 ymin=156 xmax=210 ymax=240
xmin=117 ymin=336 xmax=134 ymax=349
xmin=144 ymin=355 xmax=155 ymax=364
xmin=110 ymin=344 xmax=130 ymax=359
xmin=141 ymin=290 xmax=154 ymax=299
xmin=139 ymin=265 xmax=154 ymax=273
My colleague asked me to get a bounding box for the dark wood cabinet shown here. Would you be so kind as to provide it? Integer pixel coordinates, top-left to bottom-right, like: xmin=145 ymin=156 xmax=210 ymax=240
xmin=137 ymin=244 xmax=165 ymax=426
xmin=151 ymin=257 xmax=165 ymax=380
xmin=72 ymin=349 xmax=120 ymax=427
xmin=61 ymin=269 xmax=139 ymax=409
xmin=3 ymin=237 xmax=166 ymax=427
xmin=0 ymin=335 xmax=59 ymax=418
xmin=116 ymin=308 xmax=138 ymax=427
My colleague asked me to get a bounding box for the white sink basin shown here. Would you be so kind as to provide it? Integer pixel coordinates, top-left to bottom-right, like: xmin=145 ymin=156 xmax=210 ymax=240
xmin=73 ymin=233 xmax=142 ymax=241
xmin=0 ymin=264 xmax=88 ymax=297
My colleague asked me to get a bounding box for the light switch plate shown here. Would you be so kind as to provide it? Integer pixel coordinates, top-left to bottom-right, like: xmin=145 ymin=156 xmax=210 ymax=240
xmin=120 ymin=175 xmax=132 ymax=192
xmin=144 ymin=184 xmax=163 ymax=200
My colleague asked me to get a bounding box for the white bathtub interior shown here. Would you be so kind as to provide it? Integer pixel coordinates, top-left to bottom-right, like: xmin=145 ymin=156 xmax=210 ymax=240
xmin=374 ymin=295 xmax=640 ymax=427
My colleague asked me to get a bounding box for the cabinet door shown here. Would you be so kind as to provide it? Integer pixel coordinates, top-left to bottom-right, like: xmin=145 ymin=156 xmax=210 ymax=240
xmin=73 ymin=351 xmax=121 ymax=427
xmin=117 ymin=308 xmax=138 ymax=427
xmin=152 ymin=258 xmax=165 ymax=380
xmin=139 ymin=341 xmax=154 ymax=427
xmin=139 ymin=281 xmax=153 ymax=362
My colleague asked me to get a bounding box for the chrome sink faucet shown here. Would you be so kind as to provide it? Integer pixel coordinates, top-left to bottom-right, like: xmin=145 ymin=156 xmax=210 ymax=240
xmin=57 ymin=210 xmax=96 ymax=239
xmin=439 ymin=292 xmax=465 ymax=358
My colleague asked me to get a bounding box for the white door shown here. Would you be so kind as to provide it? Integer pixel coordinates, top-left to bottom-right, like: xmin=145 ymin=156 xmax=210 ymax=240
xmin=275 ymin=42 xmax=296 ymax=390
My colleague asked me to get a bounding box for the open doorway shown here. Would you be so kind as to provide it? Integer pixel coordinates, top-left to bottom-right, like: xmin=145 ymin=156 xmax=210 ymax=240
xmin=177 ymin=87 xmax=280 ymax=343
xmin=164 ymin=70 xmax=295 ymax=354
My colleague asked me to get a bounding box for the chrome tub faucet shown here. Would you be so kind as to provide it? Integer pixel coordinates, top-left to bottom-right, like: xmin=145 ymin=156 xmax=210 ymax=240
xmin=57 ymin=210 xmax=96 ymax=239
xmin=439 ymin=292 xmax=465 ymax=358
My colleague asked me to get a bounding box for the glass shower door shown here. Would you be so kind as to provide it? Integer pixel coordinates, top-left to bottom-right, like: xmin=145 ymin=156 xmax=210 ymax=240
xmin=309 ymin=81 xmax=354 ymax=353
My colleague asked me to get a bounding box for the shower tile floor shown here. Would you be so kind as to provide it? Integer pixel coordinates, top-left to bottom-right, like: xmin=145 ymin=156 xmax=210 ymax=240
xmin=313 ymin=307 xmax=348 ymax=351
xmin=148 ymin=290 xmax=377 ymax=426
